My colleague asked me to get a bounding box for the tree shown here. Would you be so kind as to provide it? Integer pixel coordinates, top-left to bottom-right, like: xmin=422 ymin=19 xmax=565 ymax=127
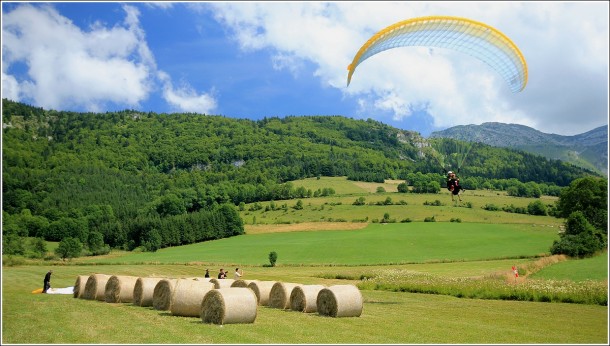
xmin=217 ymin=203 xmax=244 ymax=236
xmin=45 ymin=217 xmax=88 ymax=243
xmin=55 ymin=237 xmax=83 ymax=260
xmin=141 ymin=228 xmax=162 ymax=252
xmin=525 ymin=182 xmax=542 ymax=198
xmin=353 ymin=196 xmax=366 ymax=205
xmin=155 ymin=194 xmax=186 ymax=217
xmin=268 ymin=251 xmax=278 ymax=267
xmin=382 ymin=212 xmax=391 ymax=223
xmin=2 ymin=233 xmax=25 ymax=256
xmin=426 ymin=181 xmax=441 ymax=194
xmin=550 ymin=211 xmax=606 ymax=257
xmin=29 ymin=237 xmax=48 ymax=258
xmin=397 ymin=182 xmax=408 ymax=193
xmin=20 ymin=212 xmax=49 ymax=238
xmin=527 ymin=200 xmax=547 ymax=216
xmin=556 ymin=177 xmax=607 ymax=230
xmin=87 ymin=231 xmax=110 ymax=256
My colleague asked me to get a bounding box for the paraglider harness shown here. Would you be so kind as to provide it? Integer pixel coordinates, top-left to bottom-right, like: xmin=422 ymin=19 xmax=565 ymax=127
xmin=445 ymin=169 xmax=464 ymax=195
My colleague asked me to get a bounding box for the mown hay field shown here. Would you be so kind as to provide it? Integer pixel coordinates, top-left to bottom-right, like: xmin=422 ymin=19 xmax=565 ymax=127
xmin=2 ymin=262 xmax=607 ymax=344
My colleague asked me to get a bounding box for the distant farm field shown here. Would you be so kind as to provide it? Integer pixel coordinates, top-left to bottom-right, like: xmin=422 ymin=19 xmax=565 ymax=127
xmin=240 ymin=177 xmax=562 ymax=226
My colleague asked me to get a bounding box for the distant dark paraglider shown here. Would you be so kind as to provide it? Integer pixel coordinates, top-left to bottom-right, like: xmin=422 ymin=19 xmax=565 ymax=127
xmin=347 ymin=15 xmax=528 ymax=93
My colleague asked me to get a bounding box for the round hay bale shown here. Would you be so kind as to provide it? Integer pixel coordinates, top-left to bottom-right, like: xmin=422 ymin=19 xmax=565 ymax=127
xmin=133 ymin=277 xmax=164 ymax=307
xmin=231 ymin=279 xmax=257 ymax=288
xmin=83 ymin=274 xmax=111 ymax=301
xmin=210 ymin=278 xmax=235 ymax=289
xmin=105 ymin=275 xmax=139 ymax=303
xmin=269 ymin=282 xmax=301 ymax=309
xmin=201 ymin=288 xmax=258 ymax=325
xmin=153 ymin=278 xmax=178 ymax=311
xmin=316 ymin=284 xmax=363 ymax=317
xmin=73 ymin=275 xmax=89 ymax=299
xmin=290 ymin=284 xmax=326 ymax=313
xmin=247 ymin=281 xmax=276 ymax=306
xmin=170 ymin=279 xmax=215 ymax=317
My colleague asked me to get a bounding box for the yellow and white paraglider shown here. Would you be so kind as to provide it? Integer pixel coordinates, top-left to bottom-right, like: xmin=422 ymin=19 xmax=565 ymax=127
xmin=347 ymin=15 xmax=528 ymax=93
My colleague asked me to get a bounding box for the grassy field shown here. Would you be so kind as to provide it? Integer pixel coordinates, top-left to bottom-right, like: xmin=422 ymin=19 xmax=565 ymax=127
xmin=2 ymin=177 xmax=607 ymax=344
xmin=2 ymin=263 xmax=608 ymax=344
xmin=74 ymin=222 xmax=559 ymax=266
xmin=531 ymin=252 xmax=608 ymax=281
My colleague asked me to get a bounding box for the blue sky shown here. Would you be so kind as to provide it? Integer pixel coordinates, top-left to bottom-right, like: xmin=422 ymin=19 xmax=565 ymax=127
xmin=2 ymin=1 xmax=608 ymax=137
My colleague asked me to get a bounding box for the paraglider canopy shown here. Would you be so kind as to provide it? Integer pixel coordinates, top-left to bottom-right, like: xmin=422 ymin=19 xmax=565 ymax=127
xmin=427 ymin=137 xmax=475 ymax=173
xmin=347 ymin=15 xmax=528 ymax=93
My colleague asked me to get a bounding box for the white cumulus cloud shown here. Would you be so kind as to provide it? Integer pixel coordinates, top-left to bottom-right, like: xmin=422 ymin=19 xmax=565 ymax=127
xmin=1 ymin=3 xmax=216 ymax=114
xmin=158 ymin=71 xmax=217 ymax=113
xmin=209 ymin=1 xmax=608 ymax=135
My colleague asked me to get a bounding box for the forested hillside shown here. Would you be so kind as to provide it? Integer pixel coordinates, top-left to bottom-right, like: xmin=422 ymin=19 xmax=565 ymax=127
xmin=1 ymin=99 xmax=600 ymax=253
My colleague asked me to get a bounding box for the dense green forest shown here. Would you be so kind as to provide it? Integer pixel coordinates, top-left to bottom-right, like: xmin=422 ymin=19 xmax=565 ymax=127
xmin=1 ymin=99 xmax=601 ymax=254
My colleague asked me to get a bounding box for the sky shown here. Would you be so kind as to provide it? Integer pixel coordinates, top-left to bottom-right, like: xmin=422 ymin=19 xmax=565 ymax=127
xmin=1 ymin=1 xmax=608 ymax=137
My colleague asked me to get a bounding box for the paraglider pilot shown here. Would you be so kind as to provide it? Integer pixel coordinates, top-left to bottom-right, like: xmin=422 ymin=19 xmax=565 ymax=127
xmin=446 ymin=171 xmax=462 ymax=202
xmin=43 ymin=270 xmax=53 ymax=293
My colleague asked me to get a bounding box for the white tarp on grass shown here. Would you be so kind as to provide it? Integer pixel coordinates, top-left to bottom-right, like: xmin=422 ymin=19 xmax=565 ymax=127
xmin=46 ymin=286 xmax=74 ymax=295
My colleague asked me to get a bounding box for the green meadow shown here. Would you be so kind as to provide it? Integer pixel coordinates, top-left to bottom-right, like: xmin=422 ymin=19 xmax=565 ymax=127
xmin=2 ymin=177 xmax=608 ymax=344
xmin=529 ymin=252 xmax=609 ymax=281
xmin=79 ymin=222 xmax=558 ymax=266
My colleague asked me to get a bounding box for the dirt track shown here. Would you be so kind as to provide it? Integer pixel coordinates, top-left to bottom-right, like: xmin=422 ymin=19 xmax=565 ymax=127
xmin=244 ymin=222 xmax=368 ymax=234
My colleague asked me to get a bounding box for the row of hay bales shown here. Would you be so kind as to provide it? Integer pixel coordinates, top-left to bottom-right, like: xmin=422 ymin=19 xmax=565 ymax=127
xmin=73 ymin=274 xmax=362 ymax=325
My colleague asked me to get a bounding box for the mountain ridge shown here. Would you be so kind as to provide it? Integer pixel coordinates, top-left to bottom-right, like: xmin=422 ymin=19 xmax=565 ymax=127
xmin=429 ymin=122 xmax=608 ymax=175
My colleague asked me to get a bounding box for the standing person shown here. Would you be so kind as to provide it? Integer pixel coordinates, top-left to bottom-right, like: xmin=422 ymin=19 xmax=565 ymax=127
xmin=43 ymin=270 xmax=53 ymax=293
xmin=204 ymin=269 xmax=210 ymax=278
xmin=218 ymin=268 xmax=225 ymax=279
xmin=234 ymin=268 xmax=243 ymax=280
xmin=512 ymin=265 xmax=519 ymax=282
xmin=446 ymin=171 xmax=462 ymax=202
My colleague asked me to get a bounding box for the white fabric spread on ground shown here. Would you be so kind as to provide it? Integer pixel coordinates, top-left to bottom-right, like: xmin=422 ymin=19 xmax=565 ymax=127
xmin=46 ymin=286 xmax=74 ymax=295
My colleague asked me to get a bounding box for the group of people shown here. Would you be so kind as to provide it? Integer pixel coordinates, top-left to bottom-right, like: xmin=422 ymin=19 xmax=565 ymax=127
xmin=204 ymin=268 xmax=243 ymax=280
